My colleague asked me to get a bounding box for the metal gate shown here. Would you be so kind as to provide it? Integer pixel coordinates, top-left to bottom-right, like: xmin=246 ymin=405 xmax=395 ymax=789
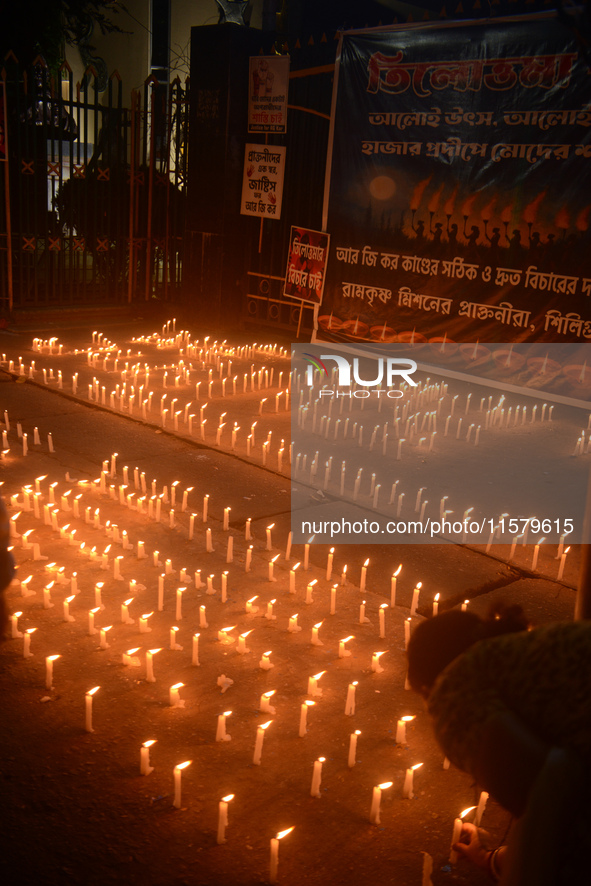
xmin=0 ymin=55 xmax=189 ymax=310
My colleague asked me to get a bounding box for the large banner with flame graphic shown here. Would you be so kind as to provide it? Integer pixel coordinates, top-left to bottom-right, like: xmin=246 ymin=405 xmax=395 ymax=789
xmin=320 ymin=15 xmax=591 ymax=344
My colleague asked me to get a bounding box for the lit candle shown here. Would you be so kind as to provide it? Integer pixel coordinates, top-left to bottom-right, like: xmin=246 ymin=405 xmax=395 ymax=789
xmin=370 ymin=782 xmax=392 ymax=824
xmin=450 ymin=807 xmax=476 ymax=863
xmin=299 ymin=700 xmax=314 ymax=737
xmin=121 ymin=598 xmax=134 ymax=624
xmin=396 ymin=715 xmax=415 ymax=745
xmin=289 ymin=562 xmax=300 ymax=593
xmin=217 ymin=794 xmax=234 ymax=844
xmin=216 ymin=710 xmax=232 ymax=741
xmin=11 ymin=610 xmax=24 ymax=638
xmin=410 ymin=582 xmax=422 ymax=616
xmin=140 ymin=740 xmax=156 ymax=775
xmin=260 ymin=690 xmax=276 ymax=714
xmin=122 ymin=647 xmax=140 ymax=666
xmin=404 ymin=617 xmax=411 ymax=649
xmin=265 ymin=599 xmax=277 ymax=620
xmin=305 ymin=579 xmax=317 ymax=604
xmin=223 ymin=507 xmax=231 ymax=531
xmin=339 ymin=635 xmax=353 ymax=658
xmin=379 ymin=603 xmax=388 ymax=638
xmin=266 ymin=523 xmax=274 ymax=551
xmin=269 ymin=827 xmax=294 ymax=885
xmin=199 ymin=605 xmax=208 ymax=628
xmin=285 ymin=531 xmax=292 ymax=561
xmin=310 ymin=622 xmax=323 ymax=646
xmin=145 ymin=648 xmax=161 ymax=683
xmin=88 ymin=607 xmax=100 ymax=636
xmin=218 ymin=625 xmax=236 ymax=645
xmin=310 ymin=756 xmax=325 ymax=798
xmin=268 ymin=554 xmax=279 ymax=582
xmin=175 ymin=587 xmax=185 ymax=620
xmin=237 ymin=630 xmax=252 ymax=654
xmin=304 ymin=543 xmax=310 ymax=571
xmin=245 ymin=546 xmax=253 ymax=572
xmin=85 ymin=686 xmax=100 ymax=732
xmin=99 ymin=625 xmax=112 ymax=649
xmin=246 ymin=595 xmax=259 ymax=614
xmin=288 ymin=613 xmax=301 ymax=633
xmin=307 ymin=670 xmax=325 ymax=697
xmin=202 ymin=494 xmax=209 ymax=522
xmin=371 ymin=651 xmax=386 ymax=673
xmin=402 ymin=762 xmax=423 ymax=798
xmin=360 ymin=558 xmax=369 ymax=591
xmin=432 ymin=593 xmax=440 ymax=617
xmin=23 ymin=627 xmax=36 ymax=658
xmin=348 ymin=730 xmax=361 ymax=767
xmin=45 ymin=654 xmax=60 ymax=689
xmin=359 ymin=600 xmax=369 ymax=624
xmin=173 ymin=760 xmax=192 ymax=809
xmin=170 ymin=626 xmax=183 ymax=651
xmin=326 ymin=547 xmax=334 ymax=581
xmin=532 ymin=538 xmax=544 ymax=572
xmin=253 ymin=721 xmax=272 ymax=765
xmin=557 ymin=546 xmax=570 ymax=581
xmin=340 ymin=565 xmax=347 ymax=586
xmin=139 ymin=612 xmax=153 ymax=633
xmin=191 ymin=634 xmax=200 ymax=667
xmin=345 ymin=681 xmax=358 ymax=715
xmin=43 ymin=583 xmax=54 ymax=610
xmin=259 ymin=650 xmax=274 ymax=670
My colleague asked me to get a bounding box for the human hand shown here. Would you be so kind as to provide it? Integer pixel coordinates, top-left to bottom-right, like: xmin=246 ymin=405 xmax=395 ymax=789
xmin=452 ymin=822 xmax=490 ymax=869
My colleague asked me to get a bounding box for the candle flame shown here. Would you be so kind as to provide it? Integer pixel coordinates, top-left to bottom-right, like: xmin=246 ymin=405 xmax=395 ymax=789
xmin=26 ymin=628 xmax=37 ymax=635
xmin=363 ymin=558 xmax=370 ymax=567
xmin=313 ymin=623 xmax=323 ymax=630
xmin=223 ymin=710 xmax=232 ymax=717
xmin=341 ymin=635 xmax=354 ymax=643
xmin=221 ymin=626 xmax=236 ymax=632
xmin=293 ymin=562 xmax=300 ymax=571
xmin=401 ymin=715 xmax=415 ymax=722
xmin=374 ymin=651 xmax=386 ymax=659
xmin=380 ymin=603 xmax=388 ymax=609
xmin=260 ymin=721 xmax=273 ymax=730
xmin=123 ymin=598 xmax=134 ymax=606
xmin=175 ymin=760 xmax=192 ymax=771
xmin=460 ymin=806 xmax=477 ymax=819
xmin=126 ymin=647 xmax=140 ymax=655
xmin=564 ymin=547 xmax=571 ymax=554
xmin=87 ymin=686 xmax=100 ymax=696
xmin=304 ymin=700 xmax=315 ymax=707
xmin=142 ymin=612 xmax=154 ymax=619
xmin=313 ymin=671 xmax=326 ymax=680
xmin=377 ymin=782 xmax=393 ymax=790
xmin=240 ymin=630 xmax=253 ymax=638
xmin=416 ymin=581 xmax=422 ymax=589
xmin=267 ymin=523 xmax=275 ymax=530
xmin=434 ymin=593 xmax=440 ymax=601
xmin=412 ymin=763 xmax=423 ymax=770
xmin=47 ymin=654 xmax=60 ymax=661
xmin=222 ymin=794 xmax=234 ymax=802
xmin=318 ymin=757 xmax=326 ymax=763
xmin=271 ymin=555 xmax=280 ymax=562
xmin=263 ymin=690 xmax=276 ymax=698
xmin=276 ymin=827 xmax=294 ymax=840
xmin=148 ymin=648 xmax=162 ymax=654
xmin=143 ymin=740 xmax=156 ymax=748
xmin=171 ymin=682 xmax=184 ymax=690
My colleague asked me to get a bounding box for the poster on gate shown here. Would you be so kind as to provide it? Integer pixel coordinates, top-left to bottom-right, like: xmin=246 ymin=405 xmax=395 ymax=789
xmin=283 ymin=227 xmax=330 ymax=304
xmin=320 ymin=14 xmax=591 ymax=343
xmin=240 ymin=144 xmax=286 ymax=219
xmin=248 ymin=56 xmax=290 ymax=133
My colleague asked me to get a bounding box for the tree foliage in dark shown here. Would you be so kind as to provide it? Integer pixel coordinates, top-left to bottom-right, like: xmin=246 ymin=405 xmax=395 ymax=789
xmin=2 ymin=1 xmax=128 ymax=70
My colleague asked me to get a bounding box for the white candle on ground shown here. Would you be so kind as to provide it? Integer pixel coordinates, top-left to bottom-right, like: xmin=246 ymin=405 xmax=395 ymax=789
xmin=192 ymin=633 xmax=200 ymax=666
xmin=390 ymin=564 xmax=402 ymax=606
xmin=345 ymin=681 xmax=358 ymax=716
xmin=269 ymin=828 xmax=294 ymax=885
xmin=402 ymin=762 xmax=422 ymax=798
xmin=348 ymin=730 xmax=361 ymax=767
xmin=216 ymin=710 xmax=232 ymax=741
xmin=145 ymin=647 xmax=161 ymax=682
xmin=260 ymin=691 xmax=276 ymax=714
xmin=360 ymin=558 xmax=369 ymax=591
xmin=410 ymin=582 xmax=422 ymax=616
xmin=85 ymin=686 xmax=100 ymax=732
xmin=173 ymin=761 xmax=192 ymax=809
xmin=253 ymin=721 xmax=272 ymax=765
xmin=140 ymin=740 xmax=156 ymax=775
xmin=299 ymin=700 xmax=314 ymax=737
xmin=379 ymin=604 xmax=387 ymax=637
xmin=237 ymin=630 xmax=252 ymax=654
xmin=396 ymin=715 xmax=415 ymax=745
xmin=310 ymin=757 xmax=325 ymax=798
xmin=339 ymin=635 xmax=353 ymax=658
xmin=45 ymin=654 xmax=60 ymax=689
xmin=370 ymin=782 xmax=392 ymax=824
xmin=371 ymin=651 xmax=386 ymax=673
xmin=217 ymin=794 xmax=234 ymax=844
xmin=259 ymin=650 xmax=273 ymax=670
xmin=23 ymin=628 xmax=36 ymax=657
xmin=432 ymin=593 xmax=440 ymax=616
xmin=307 ymin=671 xmax=325 ymax=697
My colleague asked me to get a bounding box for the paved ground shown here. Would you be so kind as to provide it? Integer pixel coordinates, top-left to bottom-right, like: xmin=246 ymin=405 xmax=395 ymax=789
xmin=0 ymin=314 xmax=581 ymax=886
